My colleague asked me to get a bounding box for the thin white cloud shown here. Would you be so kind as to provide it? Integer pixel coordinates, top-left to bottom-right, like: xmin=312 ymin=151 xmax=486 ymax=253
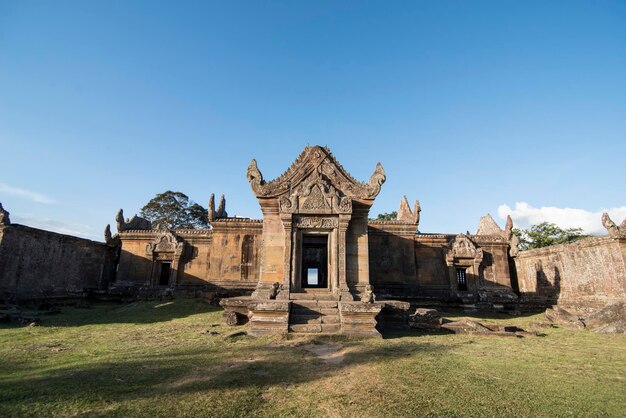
xmin=0 ymin=183 xmax=56 ymax=204
xmin=12 ymin=215 xmax=99 ymax=240
xmin=497 ymin=202 xmax=626 ymax=235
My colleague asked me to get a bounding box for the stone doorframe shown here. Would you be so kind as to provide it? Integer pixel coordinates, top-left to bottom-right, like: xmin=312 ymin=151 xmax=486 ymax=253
xmin=146 ymin=231 xmax=185 ymax=287
xmin=445 ymin=234 xmax=483 ymax=297
xmin=283 ymin=214 xmax=353 ymax=300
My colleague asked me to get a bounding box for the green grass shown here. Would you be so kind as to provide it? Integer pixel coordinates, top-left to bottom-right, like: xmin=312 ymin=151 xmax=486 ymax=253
xmin=1 ymin=300 xmax=625 ymax=417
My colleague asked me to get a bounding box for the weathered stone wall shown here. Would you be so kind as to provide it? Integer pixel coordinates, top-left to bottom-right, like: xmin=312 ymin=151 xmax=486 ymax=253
xmin=0 ymin=224 xmax=114 ymax=298
xmin=413 ymin=234 xmax=453 ymax=298
xmin=513 ymin=236 xmax=626 ymax=310
xmin=369 ymin=228 xmax=516 ymax=302
xmin=205 ymin=219 xmax=262 ymax=288
xmin=115 ymin=219 xmax=262 ymax=293
xmin=368 ymin=221 xmax=419 ymax=297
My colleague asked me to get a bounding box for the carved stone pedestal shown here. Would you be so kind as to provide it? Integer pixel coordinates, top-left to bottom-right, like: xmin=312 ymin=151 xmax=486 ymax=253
xmin=339 ymin=302 xmax=382 ymax=338
xmin=248 ymin=301 xmax=291 ymax=336
xmin=219 ymin=297 xmax=253 ymax=325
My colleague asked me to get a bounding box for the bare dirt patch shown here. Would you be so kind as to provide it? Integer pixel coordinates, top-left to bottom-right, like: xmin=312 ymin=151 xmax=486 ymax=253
xmin=301 ymin=343 xmax=345 ymax=365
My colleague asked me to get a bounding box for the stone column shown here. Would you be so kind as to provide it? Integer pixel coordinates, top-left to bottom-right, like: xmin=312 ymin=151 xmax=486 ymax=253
xmin=338 ymin=214 xmax=353 ymax=301
xmin=279 ymin=214 xmax=293 ymax=299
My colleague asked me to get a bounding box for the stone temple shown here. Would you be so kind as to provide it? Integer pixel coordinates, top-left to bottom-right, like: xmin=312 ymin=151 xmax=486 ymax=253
xmin=0 ymin=145 xmax=625 ymax=336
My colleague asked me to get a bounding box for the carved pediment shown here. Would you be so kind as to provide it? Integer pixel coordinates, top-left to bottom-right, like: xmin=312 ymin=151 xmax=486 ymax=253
xmin=301 ymin=185 xmax=331 ymax=211
xmin=446 ymin=234 xmax=483 ymax=262
xmin=146 ymin=231 xmax=185 ymax=257
xmin=247 ymin=146 xmax=385 ymax=201
xmin=278 ymin=164 xmax=353 ymax=215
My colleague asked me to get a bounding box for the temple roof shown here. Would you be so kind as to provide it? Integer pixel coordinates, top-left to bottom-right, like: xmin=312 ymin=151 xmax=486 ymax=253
xmin=246 ymin=145 xmax=386 ymax=200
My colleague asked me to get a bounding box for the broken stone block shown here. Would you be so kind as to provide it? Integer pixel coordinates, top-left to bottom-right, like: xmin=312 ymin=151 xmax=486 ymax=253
xmin=408 ymin=308 xmax=443 ymax=330
xmin=584 ymin=302 xmax=625 ymax=334
xmin=441 ymin=318 xmax=494 ymax=335
xmin=224 ymin=311 xmax=239 ymax=326
xmin=544 ymin=306 xmax=585 ymax=329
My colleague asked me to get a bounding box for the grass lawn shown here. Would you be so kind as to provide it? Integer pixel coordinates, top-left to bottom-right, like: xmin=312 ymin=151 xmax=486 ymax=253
xmin=1 ymin=299 xmax=625 ymax=417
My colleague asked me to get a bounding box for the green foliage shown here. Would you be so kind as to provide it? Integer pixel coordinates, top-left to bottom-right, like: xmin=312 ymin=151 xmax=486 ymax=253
xmin=513 ymin=222 xmax=588 ymax=250
xmin=376 ymin=211 xmax=398 ymax=221
xmin=140 ymin=190 xmax=208 ymax=229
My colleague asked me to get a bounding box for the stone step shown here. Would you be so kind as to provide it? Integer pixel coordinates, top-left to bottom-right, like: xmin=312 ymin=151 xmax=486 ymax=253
xmin=291 ymin=300 xmax=338 ymax=309
xmin=290 ymin=293 xmax=337 ymax=301
xmin=289 ymin=324 xmax=322 ymax=333
xmin=321 ymin=315 xmax=340 ymax=324
xmin=321 ymin=324 xmax=341 ymax=333
xmin=290 ymin=314 xmax=322 ymax=325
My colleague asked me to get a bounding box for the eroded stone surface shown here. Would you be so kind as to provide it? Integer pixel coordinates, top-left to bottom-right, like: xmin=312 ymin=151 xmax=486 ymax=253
xmin=584 ymin=302 xmax=625 ymax=334
xmin=408 ymin=308 xmax=442 ymax=330
xmin=544 ymin=306 xmax=585 ymax=329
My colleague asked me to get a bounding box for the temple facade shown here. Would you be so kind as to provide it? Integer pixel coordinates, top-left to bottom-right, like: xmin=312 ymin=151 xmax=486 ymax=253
xmin=1 ymin=145 xmax=624 ymax=335
xmin=110 ymin=146 xmax=522 ymax=336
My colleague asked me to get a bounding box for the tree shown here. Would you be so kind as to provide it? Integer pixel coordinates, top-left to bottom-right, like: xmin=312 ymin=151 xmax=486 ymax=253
xmin=513 ymin=222 xmax=588 ymax=250
xmin=375 ymin=211 xmax=397 ymax=221
xmin=140 ymin=191 xmax=209 ymax=229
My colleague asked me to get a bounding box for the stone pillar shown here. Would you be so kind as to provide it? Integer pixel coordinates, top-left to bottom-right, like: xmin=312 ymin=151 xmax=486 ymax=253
xmin=280 ymin=214 xmax=293 ymax=299
xmin=338 ymin=214 xmax=353 ymax=301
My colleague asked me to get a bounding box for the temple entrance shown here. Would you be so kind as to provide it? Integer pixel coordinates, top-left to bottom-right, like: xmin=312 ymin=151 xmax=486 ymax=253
xmin=301 ymin=235 xmax=328 ymax=288
xmin=158 ymin=262 xmax=171 ymax=286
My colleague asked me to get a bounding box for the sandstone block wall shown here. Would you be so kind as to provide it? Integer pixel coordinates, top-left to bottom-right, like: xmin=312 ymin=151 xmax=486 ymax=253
xmin=513 ymin=236 xmax=626 ymax=309
xmin=0 ymin=224 xmax=114 ymax=298
xmin=115 ymin=219 xmax=262 ymax=293
xmin=368 ymin=222 xmax=420 ymax=297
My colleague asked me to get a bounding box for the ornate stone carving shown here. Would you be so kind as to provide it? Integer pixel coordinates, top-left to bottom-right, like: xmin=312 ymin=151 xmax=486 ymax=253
xmin=0 ymin=202 xmax=10 ymax=226
xmin=104 ymin=224 xmax=120 ymax=247
xmin=268 ymin=282 xmax=281 ymax=300
xmin=216 ymin=194 xmax=228 ymax=219
xmin=446 ymin=234 xmax=483 ymax=263
xmin=364 ymin=162 xmax=386 ymax=198
xmin=338 ymin=196 xmax=352 ymax=213
xmin=397 ymin=196 xmax=413 ymax=223
xmin=509 ymin=233 xmax=520 ymax=258
xmin=476 ymin=214 xmax=505 ymax=237
xmin=279 ymin=195 xmax=296 ymax=213
xmin=246 ymin=146 xmax=385 ymax=200
xmin=116 ymin=209 xmax=152 ymax=232
xmin=301 ymin=185 xmax=330 ymax=211
xmin=504 ymin=215 xmax=513 ymax=239
xmin=602 ymin=212 xmax=626 ymax=239
xmin=146 ymin=231 xmax=185 ymax=256
xmin=361 ymin=285 xmax=375 ymax=303
xmin=208 ymin=193 xmax=216 ymax=222
xmin=414 ymin=199 xmax=421 ymax=227
xmin=295 ymin=216 xmax=339 ymax=229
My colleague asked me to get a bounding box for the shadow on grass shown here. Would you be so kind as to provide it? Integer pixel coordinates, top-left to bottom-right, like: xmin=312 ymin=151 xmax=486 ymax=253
xmin=0 ymin=337 xmax=451 ymax=413
xmin=0 ymin=299 xmax=218 ymax=328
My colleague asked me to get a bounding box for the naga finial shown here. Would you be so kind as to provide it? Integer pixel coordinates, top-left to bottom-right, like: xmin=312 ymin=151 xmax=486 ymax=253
xmin=366 ymin=162 xmax=386 ymax=198
xmin=246 ymin=159 xmax=264 ymax=193
xmin=602 ymin=212 xmax=622 ymax=238
xmin=413 ymin=199 xmax=421 ymax=226
xmin=115 ymin=209 xmax=126 ymax=232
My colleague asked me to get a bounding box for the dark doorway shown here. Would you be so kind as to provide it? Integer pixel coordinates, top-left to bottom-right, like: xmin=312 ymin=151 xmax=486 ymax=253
xmin=241 ymin=235 xmax=254 ymax=280
xmin=301 ymin=235 xmax=328 ymax=288
xmin=456 ymin=268 xmax=467 ymax=291
xmin=159 ymin=262 xmax=171 ymax=286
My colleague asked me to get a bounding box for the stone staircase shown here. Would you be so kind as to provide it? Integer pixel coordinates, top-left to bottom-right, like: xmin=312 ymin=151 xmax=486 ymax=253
xmin=288 ymin=298 xmax=341 ymax=334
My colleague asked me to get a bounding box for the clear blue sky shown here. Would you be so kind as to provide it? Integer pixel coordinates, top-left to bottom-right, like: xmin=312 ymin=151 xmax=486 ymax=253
xmin=1 ymin=1 xmax=625 ymax=240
